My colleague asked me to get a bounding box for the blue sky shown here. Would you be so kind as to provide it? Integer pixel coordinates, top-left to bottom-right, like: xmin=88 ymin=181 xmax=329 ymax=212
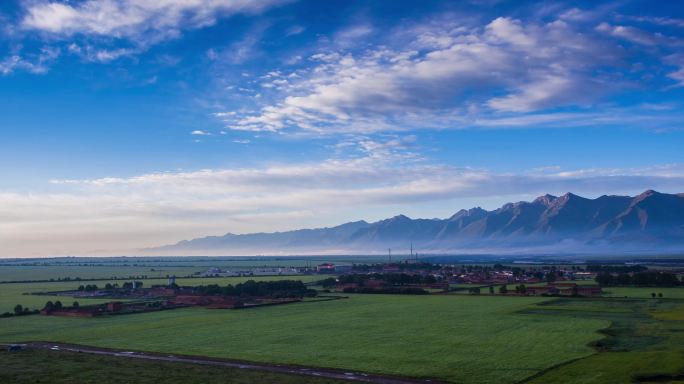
xmin=1 ymin=0 xmax=684 ymax=256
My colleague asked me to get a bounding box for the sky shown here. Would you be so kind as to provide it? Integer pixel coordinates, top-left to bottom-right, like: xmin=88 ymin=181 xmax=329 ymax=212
xmin=1 ymin=0 xmax=684 ymax=257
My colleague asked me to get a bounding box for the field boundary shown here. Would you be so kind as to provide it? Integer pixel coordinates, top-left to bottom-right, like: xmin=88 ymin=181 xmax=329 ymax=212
xmin=515 ymin=353 xmax=598 ymax=383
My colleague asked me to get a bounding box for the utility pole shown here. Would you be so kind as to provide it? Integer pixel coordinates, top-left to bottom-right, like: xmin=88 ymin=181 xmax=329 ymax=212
xmin=388 ymin=248 xmax=392 ymax=263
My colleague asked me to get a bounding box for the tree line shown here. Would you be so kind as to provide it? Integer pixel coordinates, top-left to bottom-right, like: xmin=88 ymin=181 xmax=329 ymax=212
xmin=1 ymin=304 xmax=38 ymax=318
xmin=77 ymin=281 xmax=144 ymax=291
xmin=335 ymin=273 xmax=438 ymax=286
xmin=586 ymin=264 xmax=648 ymax=273
xmin=342 ymin=286 xmax=429 ymax=295
xmin=193 ymin=280 xmax=316 ymax=298
xmin=595 ymin=272 xmax=681 ymax=287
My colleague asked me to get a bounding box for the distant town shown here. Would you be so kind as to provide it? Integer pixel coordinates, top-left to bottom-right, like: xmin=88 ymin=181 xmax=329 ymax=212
xmin=8 ymin=259 xmax=677 ymax=321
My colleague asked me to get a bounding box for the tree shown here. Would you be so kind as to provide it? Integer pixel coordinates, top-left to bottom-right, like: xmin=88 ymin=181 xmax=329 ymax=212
xmin=499 ymin=285 xmax=508 ymax=294
xmin=545 ymin=272 xmax=556 ymax=283
xmin=489 ymin=286 xmax=495 ymax=294
xmin=44 ymin=301 xmax=54 ymax=311
xmin=13 ymin=304 xmax=23 ymax=315
xmin=318 ymin=277 xmax=337 ymax=288
xmin=72 ymin=301 xmax=80 ymax=309
xmin=651 ymin=292 xmax=656 ymax=298
xmin=658 ymin=292 xmax=663 ymax=298
xmin=54 ymin=301 xmax=63 ymax=310
xmin=515 ymin=284 xmax=527 ymax=295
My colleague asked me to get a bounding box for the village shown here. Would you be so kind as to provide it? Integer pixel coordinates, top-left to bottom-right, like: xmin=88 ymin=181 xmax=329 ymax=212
xmin=316 ymin=261 xmax=604 ymax=297
xmin=31 ymin=261 xmax=612 ymax=319
xmin=37 ymin=277 xmax=317 ymax=318
xmin=196 ymin=260 xmax=600 ymax=285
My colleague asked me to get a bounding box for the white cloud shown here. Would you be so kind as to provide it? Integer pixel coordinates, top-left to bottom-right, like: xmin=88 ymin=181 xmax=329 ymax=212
xmin=218 ymin=16 xmax=622 ymax=134
xmin=191 ymin=130 xmax=212 ymax=135
xmin=0 ymin=46 xmax=60 ymax=75
xmin=596 ymin=23 xmax=664 ymax=46
xmin=669 ymin=67 xmax=684 ymax=86
xmin=2 ymin=139 xmax=683 ymax=256
xmin=487 ymin=73 xmax=588 ymax=112
xmin=666 ymin=54 xmax=684 ymax=87
xmin=65 ymin=42 xmax=140 ymax=62
xmin=285 ymin=25 xmax=305 ymax=36
xmin=485 ymin=17 xmax=536 ymax=47
xmin=622 ymin=15 xmax=684 ymax=29
xmin=21 ymin=0 xmax=287 ymax=41
xmin=8 ymin=0 xmax=287 ymax=72
xmin=95 ymin=47 xmax=138 ymax=62
xmin=334 ymin=24 xmax=373 ymax=47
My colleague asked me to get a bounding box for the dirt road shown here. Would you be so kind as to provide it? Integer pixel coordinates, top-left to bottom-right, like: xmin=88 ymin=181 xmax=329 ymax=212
xmin=2 ymin=342 xmax=440 ymax=384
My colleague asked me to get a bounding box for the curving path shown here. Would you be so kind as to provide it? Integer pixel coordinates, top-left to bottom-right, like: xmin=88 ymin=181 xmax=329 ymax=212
xmin=2 ymin=342 xmax=441 ymax=384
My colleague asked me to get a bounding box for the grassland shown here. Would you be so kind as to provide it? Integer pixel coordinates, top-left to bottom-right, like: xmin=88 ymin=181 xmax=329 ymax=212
xmin=0 ymin=349 xmax=349 ymax=384
xmin=0 ymin=256 xmax=365 ymax=282
xmin=602 ymin=286 xmax=684 ymax=299
xmin=0 ymin=265 xmax=206 ymax=282
xmin=0 ymin=281 xmax=114 ymax=314
xmin=3 ymin=268 xmax=684 ymax=383
xmin=0 ymin=294 xmax=608 ymax=384
xmin=525 ymin=297 xmax=684 ymax=384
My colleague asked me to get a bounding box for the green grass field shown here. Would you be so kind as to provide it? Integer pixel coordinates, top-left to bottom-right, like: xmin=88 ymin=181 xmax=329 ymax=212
xmin=0 ymin=265 xmax=207 ymax=282
xmin=602 ymin=286 xmax=684 ymax=299
xmin=525 ymin=297 xmax=684 ymax=384
xmin=0 ymin=349 xmax=348 ymax=384
xmin=3 ymin=273 xmax=684 ymax=383
xmin=0 ymin=281 xmax=114 ymax=314
xmin=0 ymin=294 xmax=608 ymax=384
xmin=0 ymin=256 xmax=362 ymax=282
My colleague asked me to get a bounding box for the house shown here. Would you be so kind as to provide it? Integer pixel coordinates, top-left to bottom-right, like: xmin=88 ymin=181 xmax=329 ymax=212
xmin=147 ymin=287 xmax=176 ymax=297
xmin=278 ymin=267 xmax=302 ymax=275
xmin=382 ymin=265 xmax=401 ymax=273
xmin=576 ymin=286 xmax=603 ymax=296
xmin=525 ymin=286 xmax=560 ymax=296
xmin=336 ymin=283 xmax=359 ymax=291
xmin=573 ymin=272 xmax=597 ymax=280
xmin=171 ymin=295 xmax=241 ymax=308
xmin=201 ymin=267 xmax=222 ymax=277
xmin=201 ymin=267 xmax=240 ymax=277
xmin=524 ymin=283 xmax=602 ymax=297
xmin=364 ymin=279 xmax=386 ymax=288
xmin=334 ymin=265 xmax=353 ymax=273
xmin=317 ymin=263 xmax=336 ymax=273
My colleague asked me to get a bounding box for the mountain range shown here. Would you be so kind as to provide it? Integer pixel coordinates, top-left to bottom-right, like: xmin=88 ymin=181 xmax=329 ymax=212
xmin=151 ymin=190 xmax=684 ymax=255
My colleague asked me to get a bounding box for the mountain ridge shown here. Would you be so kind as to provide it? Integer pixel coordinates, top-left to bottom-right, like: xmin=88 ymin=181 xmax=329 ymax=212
xmin=152 ymin=190 xmax=684 ymax=255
